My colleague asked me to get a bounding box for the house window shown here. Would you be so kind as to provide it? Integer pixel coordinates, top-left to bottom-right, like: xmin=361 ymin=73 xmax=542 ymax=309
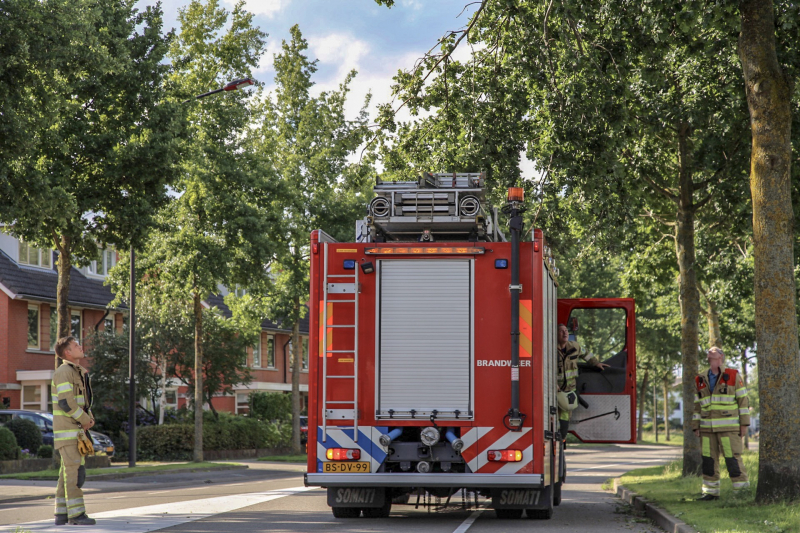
xmin=266 ymin=335 xmax=275 ymax=368
xmin=104 ymin=249 xmax=116 ymax=275
xmin=18 ymin=241 xmax=51 ymax=268
xmin=253 ymin=337 xmax=262 ymax=368
xmin=22 ymin=385 xmax=43 ymax=410
xmin=302 ymin=337 xmax=309 ymax=370
xmin=235 ymin=393 xmax=250 ymax=414
xmin=50 ymin=308 xmax=57 ymax=350
xmin=103 ymin=314 xmax=115 ymax=332
xmin=70 ymin=311 xmax=82 ymax=342
xmin=163 ymin=390 xmax=178 ymax=410
xmin=27 ymin=305 xmax=40 ymax=349
xmin=234 ymin=285 xmax=246 ymax=298
xmin=87 ymin=248 xmax=116 ymax=276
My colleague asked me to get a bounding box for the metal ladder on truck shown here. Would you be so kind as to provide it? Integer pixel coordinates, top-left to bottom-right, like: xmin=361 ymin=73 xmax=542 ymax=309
xmin=321 ymin=242 xmax=359 ymax=443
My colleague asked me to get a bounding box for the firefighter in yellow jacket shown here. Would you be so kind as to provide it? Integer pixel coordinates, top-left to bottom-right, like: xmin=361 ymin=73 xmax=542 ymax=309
xmin=692 ymin=346 xmax=750 ymax=500
xmin=556 ymin=323 xmax=608 ymax=439
xmin=52 ymin=336 xmax=96 ymax=525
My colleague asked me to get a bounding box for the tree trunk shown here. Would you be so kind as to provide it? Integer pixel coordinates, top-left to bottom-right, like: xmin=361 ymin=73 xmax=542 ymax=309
xmin=653 ymin=381 xmax=658 ymax=442
xmin=159 ymin=360 xmax=167 ymax=425
xmin=741 ymin=348 xmax=750 ymax=450
xmin=663 ymin=377 xmax=671 ymax=442
xmin=55 ymin=235 xmax=72 ymax=368
xmin=193 ymin=290 xmax=204 ymax=462
xmin=637 ymin=369 xmax=649 ymax=443
xmin=706 ymin=297 xmax=722 ymax=349
xmin=291 ymin=310 xmax=302 ymax=455
xmin=739 ymin=0 xmax=800 ymax=503
xmin=675 ymin=122 xmax=703 ymax=477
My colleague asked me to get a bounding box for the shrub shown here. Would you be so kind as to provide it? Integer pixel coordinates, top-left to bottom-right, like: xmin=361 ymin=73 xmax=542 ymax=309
xmin=249 ymin=392 xmax=291 ymax=423
xmin=136 ymin=416 xmax=279 ymax=460
xmin=37 ymin=445 xmax=53 ymax=458
xmin=137 ymin=424 xmax=194 ymax=461
xmin=6 ymin=419 xmax=42 ymax=455
xmin=0 ymin=427 xmax=19 ymax=460
xmin=264 ymin=421 xmax=292 ymax=448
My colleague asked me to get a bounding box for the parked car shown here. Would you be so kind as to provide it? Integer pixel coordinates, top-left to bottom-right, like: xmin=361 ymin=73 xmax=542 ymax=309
xmin=0 ymin=409 xmax=54 ymax=447
xmin=38 ymin=413 xmax=115 ymax=457
xmin=0 ymin=410 xmax=115 ymax=456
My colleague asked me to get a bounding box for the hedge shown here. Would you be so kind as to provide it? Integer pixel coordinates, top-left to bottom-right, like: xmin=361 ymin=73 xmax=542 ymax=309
xmin=0 ymin=427 xmax=19 ymax=460
xmin=136 ymin=417 xmax=290 ymax=461
xmin=6 ymin=418 xmax=41 ymax=455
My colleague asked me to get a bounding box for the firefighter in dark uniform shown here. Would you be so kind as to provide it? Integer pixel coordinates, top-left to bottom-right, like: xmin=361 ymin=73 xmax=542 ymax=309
xmin=556 ymin=323 xmax=608 ymax=439
xmin=692 ymin=346 xmax=750 ymax=500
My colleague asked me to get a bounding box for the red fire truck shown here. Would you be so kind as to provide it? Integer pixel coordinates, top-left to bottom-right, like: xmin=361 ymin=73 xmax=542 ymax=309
xmin=305 ymin=173 xmax=636 ymax=519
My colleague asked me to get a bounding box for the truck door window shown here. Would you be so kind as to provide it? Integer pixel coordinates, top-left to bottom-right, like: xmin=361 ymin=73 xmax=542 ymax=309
xmin=568 ymin=307 xmax=628 ymax=394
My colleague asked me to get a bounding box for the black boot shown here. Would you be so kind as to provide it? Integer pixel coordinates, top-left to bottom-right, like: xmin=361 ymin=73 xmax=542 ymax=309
xmin=54 ymin=514 xmax=68 ymax=525
xmin=68 ymin=513 xmax=97 ymax=525
xmin=698 ymin=494 xmax=719 ymax=501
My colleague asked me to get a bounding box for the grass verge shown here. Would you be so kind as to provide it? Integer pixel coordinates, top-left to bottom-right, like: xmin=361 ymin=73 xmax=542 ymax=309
xmin=257 ymin=455 xmax=307 ymax=463
xmin=637 ymin=431 xmax=684 ymax=447
xmin=0 ymin=461 xmax=237 ymax=480
xmin=617 ymin=451 xmax=800 ymax=533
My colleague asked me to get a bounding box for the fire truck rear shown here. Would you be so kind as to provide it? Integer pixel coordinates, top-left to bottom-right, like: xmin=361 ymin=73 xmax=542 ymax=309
xmin=305 ymin=173 xmax=637 ymax=519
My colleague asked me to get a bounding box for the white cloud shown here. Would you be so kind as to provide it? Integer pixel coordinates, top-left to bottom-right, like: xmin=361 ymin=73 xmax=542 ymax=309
xmin=225 ymin=0 xmax=286 ymax=18
xmin=310 ymin=33 xmax=370 ymax=81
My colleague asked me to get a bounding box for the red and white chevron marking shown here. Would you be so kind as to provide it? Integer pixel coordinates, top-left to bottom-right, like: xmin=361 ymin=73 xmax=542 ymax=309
xmin=460 ymin=427 xmax=533 ymax=474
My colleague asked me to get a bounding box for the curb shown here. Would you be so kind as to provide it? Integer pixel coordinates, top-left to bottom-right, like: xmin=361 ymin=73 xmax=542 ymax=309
xmin=613 ymin=479 xmax=696 ymax=533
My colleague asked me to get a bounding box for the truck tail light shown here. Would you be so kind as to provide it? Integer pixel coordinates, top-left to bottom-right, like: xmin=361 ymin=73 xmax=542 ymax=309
xmin=487 ymin=449 xmax=523 ymax=462
xmin=326 ymin=448 xmax=361 ymax=461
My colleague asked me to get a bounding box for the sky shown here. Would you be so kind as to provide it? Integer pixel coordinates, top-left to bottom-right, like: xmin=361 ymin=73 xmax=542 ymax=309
xmin=139 ymin=0 xmax=537 ymax=179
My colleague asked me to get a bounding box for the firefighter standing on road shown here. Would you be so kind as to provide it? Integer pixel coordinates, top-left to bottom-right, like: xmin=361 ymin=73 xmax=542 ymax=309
xmin=52 ymin=336 xmax=97 ymax=526
xmin=692 ymin=346 xmax=750 ymax=500
xmin=556 ymin=323 xmax=609 ymax=440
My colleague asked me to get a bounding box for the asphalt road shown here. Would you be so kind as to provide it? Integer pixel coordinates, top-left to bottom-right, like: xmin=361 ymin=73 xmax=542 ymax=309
xmin=1 ymin=444 xmax=679 ymax=533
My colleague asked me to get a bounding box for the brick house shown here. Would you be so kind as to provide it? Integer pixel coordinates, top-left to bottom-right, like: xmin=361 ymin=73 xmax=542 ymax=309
xmin=0 ymin=230 xmax=308 ymax=415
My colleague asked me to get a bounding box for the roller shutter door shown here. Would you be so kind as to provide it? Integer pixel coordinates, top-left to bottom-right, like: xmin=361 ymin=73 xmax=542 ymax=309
xmin=377 ymin=259 xmax=472 ymax=417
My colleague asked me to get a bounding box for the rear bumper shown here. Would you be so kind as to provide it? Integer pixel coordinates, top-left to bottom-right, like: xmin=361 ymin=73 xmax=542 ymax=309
xmin=305 ymin=473 xmax=543 ymax=489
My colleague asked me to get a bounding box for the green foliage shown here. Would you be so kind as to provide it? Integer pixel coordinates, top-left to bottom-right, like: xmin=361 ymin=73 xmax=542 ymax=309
xmin=249 ymin=392 xmax=292 ymax=423
xmin=0 ymin=427 xmax=19 ymax=460
xmin=136 ymin=416 xmax=286 ymax=460
xmin=137 ymin=424 xmax=193 ymax=461
xmin=37 ymin=445 xmax=53 ymax=459
xmin=169 ymin=306 xmax=254 ymax=414
xmin=252 ymin=24 xmax=372 ymax=453
xmin=0 ymin=0 xmax=185 ymax=341
xmin=6 ymin=419 xmax=41 ymax=455
xmin=85 ymin=327 xmax=161 ymax=416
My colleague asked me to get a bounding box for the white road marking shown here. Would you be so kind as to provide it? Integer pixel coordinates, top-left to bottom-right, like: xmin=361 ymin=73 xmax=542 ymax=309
xmin=452 ymin=508 xmax=486 ymax=533
xmin=570 ymin=458 xmax=673 ymax=473
xmin=3 ymin=486 xmax=317 ymax=533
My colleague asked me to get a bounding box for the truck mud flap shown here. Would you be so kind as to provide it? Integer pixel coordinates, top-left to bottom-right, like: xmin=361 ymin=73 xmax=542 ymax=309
xmin=328 ymin=487 xmax=386 ymax=508
xmin=491 ymin=487 xmax=548 ymax=510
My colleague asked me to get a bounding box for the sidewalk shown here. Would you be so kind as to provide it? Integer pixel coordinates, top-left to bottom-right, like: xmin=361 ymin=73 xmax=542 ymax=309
xmin=0 ymin=461 xmax=264 ymax=506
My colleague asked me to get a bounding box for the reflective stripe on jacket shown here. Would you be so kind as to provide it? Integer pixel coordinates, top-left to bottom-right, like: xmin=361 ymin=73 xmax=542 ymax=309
xmin=692 ymin=365 xmax=750 ymax=433
xmin=557 ymin=340 xmax=600 ymax=392
xmin=51 ymin=360 xmax=92 ymax=449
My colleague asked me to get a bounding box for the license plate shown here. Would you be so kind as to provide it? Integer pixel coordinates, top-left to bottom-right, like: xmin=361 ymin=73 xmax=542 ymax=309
xmin=323 ymin=461 xmax=371 ymax=473
xmin=106 ymin=447 xmax=114 ymax=453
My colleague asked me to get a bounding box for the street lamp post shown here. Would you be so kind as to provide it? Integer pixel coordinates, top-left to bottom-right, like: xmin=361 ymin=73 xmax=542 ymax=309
xmin=127 ymin=77 xmax=256 ymax=468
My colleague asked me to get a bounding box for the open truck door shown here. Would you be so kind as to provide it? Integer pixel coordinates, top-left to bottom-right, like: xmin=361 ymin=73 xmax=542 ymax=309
xmin=557 ymin=298 xmax=636 ymax=444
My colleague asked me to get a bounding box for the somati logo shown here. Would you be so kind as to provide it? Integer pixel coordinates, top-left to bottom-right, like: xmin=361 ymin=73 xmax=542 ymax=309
xmin=477 ymin=360 xmax=531 ymax=367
